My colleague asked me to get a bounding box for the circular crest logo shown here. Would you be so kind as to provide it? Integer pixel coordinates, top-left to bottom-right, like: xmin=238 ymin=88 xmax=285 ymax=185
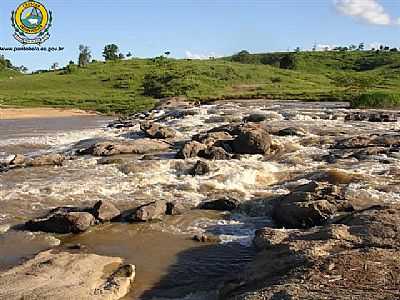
xmin=11 ymin=1 xmax=52 ymax=45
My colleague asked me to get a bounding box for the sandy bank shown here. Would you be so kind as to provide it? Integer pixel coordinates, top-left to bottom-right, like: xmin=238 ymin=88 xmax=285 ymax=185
xmin=0 ymin=108 xmax=97 ymax=120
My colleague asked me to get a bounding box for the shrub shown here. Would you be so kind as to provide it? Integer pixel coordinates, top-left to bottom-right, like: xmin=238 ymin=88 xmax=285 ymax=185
xmin=351 ymin=92 xmax=400 ymax=108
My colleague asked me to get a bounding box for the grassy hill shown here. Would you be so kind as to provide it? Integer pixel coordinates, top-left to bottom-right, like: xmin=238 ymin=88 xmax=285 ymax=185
xmin=1 ymin=51 xmax=400 ymax=114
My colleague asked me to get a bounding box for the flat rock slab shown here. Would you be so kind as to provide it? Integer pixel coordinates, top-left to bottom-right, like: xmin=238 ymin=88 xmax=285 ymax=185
xmin=0 ymin=250 xmax=135 ymax=300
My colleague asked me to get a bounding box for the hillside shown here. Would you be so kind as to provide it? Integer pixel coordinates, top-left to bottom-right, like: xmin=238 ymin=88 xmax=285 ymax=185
xmin=1 ymin=51 xmax=400 ymax=113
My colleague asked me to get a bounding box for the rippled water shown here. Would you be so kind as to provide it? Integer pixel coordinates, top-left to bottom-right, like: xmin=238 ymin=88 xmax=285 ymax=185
xmin=1 ymin=100 xmax=400 ymax=299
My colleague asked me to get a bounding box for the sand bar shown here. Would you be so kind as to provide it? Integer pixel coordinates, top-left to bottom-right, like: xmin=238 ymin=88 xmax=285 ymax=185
xmin=0 ymin=108 xmax=97 ymax=120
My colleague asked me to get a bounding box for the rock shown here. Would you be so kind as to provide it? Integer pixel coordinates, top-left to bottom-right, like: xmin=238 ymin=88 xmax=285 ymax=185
xmin=333 ymin=134 xmax=400 ymax=150
xmin=189 ymin=160 xmax=210 ymax=176
xmin=141 ymin=122 xmax=177 ymax=139
xmin=193 ymin=131 xmax=233 ymax=147
xmin=29 ymin=154 xmax=65 ymax=167
xmin=277 ymin=127 xmax=307 ymax=137
xmin=132 ymin=201 xmax=167 ymax=222
xmin=118 ymin=161 xmax=160 ymax=175
xmin=92 ymin=200 xmax=120 ymax=222
xmin=0 ymin=224 xmax=10 ymax=234
xmin=25 ymin=208 xmax=95 ymax=234
xmin=97 ymin=157 xmax=125 ymax=165
xmin=231 ymin=125 xmax=272 ymax=155
xmin=79 ymin=139 xmax=170 ymax=156
xmin=9 ymin=154 xmax=26 ymax=166
xmin=273 ymin=181 xmax=347 ymax=229
xmin=243 ymin=113 xmax=268 ymax=123
xmin=199 ymin=146 xmax=232 ymax=160
xmin=345 ymin=112 xmax=398 ymax=122
xmin=0 ymin=250 xmax=135 ymax=300
xmin=199 ymin=197 xmax=240 ymax=211
xmin=176 ymin=141 xmax=207 ymax=159
xmin=193 ymin=234 xmax=221 ymax=243
xmin=166 ymin=201 xmax=188 ymax=215
xmin=221 ymin=206 xmax=400 ymax=300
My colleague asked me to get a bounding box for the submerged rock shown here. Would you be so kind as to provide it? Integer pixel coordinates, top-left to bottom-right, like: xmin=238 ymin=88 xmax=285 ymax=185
xmin=0 ymin=250 xmax=135 ymax=300
xmin=276 ymin=127 xmax=307 ymax=137
xmin=25 ymin=207 xmax=95 ymax=234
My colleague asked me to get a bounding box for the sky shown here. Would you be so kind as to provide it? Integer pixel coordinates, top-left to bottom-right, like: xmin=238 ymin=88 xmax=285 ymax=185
xmin=1 ymin=0 xmax=400 ymax=71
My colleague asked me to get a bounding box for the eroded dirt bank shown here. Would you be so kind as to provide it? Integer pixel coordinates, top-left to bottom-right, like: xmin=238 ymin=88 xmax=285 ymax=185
xmin=1 ymin=99 xmax=400 ymax=299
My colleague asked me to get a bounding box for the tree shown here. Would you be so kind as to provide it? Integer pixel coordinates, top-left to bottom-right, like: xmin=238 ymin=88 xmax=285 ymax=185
xmin=126 ymin=52 xmax=132 ymax=58
xmin=294 ymin=47 xmax=301 ymax=52
xmin=118 ymin=53 xmax=125 ymax=60
xmin=78 ymin=45 xmax=91 ymax=68
xmin=103 ymin=44 xmax=119 ymax=61
xmin=349 ymin=44 xmax=357 ymax=51
xmin=50 ymin=62 xmax=59 ymax=70
xmin=358 ymin=43 xmax=365 ymax=51
xmin=164 ymin=51 xmax=171 ymax=56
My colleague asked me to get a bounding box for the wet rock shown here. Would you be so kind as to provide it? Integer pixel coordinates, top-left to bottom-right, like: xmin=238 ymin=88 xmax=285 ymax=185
xmin=199 ymin=197 xmax=240 ymax=211
xmin=189 ymin=160 xmax=210 ymax=176
xmin=166 ymin=201 xmax=188 ymax=215
xmin=333 ymin=134 xmax=400 ymax=150
xmin=0 ymin=224 xmax=10 ymax=234
xmin=276 ymin=127 xmax=307 ymax=137
xmin=199 ymin=146 xmax=232 ymax=160
xmin=231 ymin=125 xmax=272 ymax=155
xmin=25 ymin=208 xmax=95 ymax=234
xmin=29 ymin=153 xmax=65 ymax=167
xmin=243 ymin=113 xmax=268 ymax=123
xmin=154 ymin=96 xmax=191 ymax=110
xmin=141 ymin=122 xmax=177 ymax=139
xmin=92 ymin=200 xmax=120 ymax=222
xmin=193 ymin=131 xmax=233 ymax=147
xmin=97 ymin=157 xmax=125 ymax=165
xmin=222 ymin=205 xmax=400 ymax=300
xmin=119 ymin=161 xmax=160 ymax=175
xmin=176 ymin=141 xmax=207 ymax=159
xmin=273 ymin=181 xmax=347 ymax=229
xmin=345 ymin=112 xmax=398 ymax=122
xmin=79 ymin=139 xmax=170 ymax=156
xmin=193 ymin=234 xmax=221 ymax=243
xmin=0 ymin=250 xmax=135 ymax=300
xmin=132 ymin=200 xmax=168 ymax=222
xmin=9 ymin=154 xmax=26 ymax=166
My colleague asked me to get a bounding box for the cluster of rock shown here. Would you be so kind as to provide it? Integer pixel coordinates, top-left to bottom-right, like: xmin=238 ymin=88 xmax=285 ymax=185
xmin=345 ymin=111 xmax=398 ymax=122
xmin=0 ymin=153 xmax=65 ymax=172
xmin=24 ymin=199 xmax=186 ymax=234
xmin=220 ymin=181 xmax=400 ymax=299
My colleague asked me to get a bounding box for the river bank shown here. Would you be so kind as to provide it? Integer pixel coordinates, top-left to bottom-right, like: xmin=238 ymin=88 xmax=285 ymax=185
xmin=0 ymin=107 xmax=97 ymax=120
xmin=1 ymin=99 xmax=399 ymax=299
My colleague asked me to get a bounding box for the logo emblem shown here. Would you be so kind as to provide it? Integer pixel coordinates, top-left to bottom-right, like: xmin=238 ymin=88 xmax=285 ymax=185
xmin=11 ymin=1 xmax=52 ymax=45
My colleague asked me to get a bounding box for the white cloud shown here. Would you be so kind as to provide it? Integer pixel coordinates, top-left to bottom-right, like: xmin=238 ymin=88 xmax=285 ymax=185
xmin=334 ymin=0 xmax=394 ymax=25
xmin=184 ymin=51 xmax=220 ymax=60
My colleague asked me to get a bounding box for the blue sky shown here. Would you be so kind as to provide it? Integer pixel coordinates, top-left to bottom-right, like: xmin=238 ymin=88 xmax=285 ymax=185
xmin=1 ymin=0 xmax=400 ymax=71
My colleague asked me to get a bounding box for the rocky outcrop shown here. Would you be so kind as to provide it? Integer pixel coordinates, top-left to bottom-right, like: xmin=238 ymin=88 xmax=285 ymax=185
xmin=221 ymin=205 xmax=400 ymax=300
xmin=141 ymin=122 xmax=177 ymax=139
xmin=272 ymin=181 xmax=351 ymax=229
xmin=0 ymin=250 xmax=135 ymax=300
xmin=1 ymin=153 xmax=66 ymax=171
xmin=25 ymin=207 xmax=95 ymax=234
xmin=345 ymin=112 xmax=398 ymax=122
xmin=333 ymin=134 xmax=400 ymax=149
xmin=78 ymin=139 xmax=170 ymax=156
xmin=276 ymin=127 xmax=307 ymax=137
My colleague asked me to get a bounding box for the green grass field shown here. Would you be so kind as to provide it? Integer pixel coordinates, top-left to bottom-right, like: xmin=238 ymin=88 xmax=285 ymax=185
xmin=1 ymin=51 xmax=400 ymax=114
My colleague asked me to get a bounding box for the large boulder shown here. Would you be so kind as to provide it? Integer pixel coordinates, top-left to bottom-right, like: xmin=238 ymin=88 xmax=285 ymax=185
xmin=141 ymin=122 xmax=177 ymax=139
xmin=79 ymin=139 xmax=170 ymax=156
xmin=198 ymin=146 xmax=232 ymax=160
xmin=231 ymin=125 xmax=272 ymax=155
xmin=0 ymin=250 xmax=135 ymax=300
xmin=272 ymin=181 xmax=349 ymax=228
xmin=29 ymin=154 xmax=65 ymax=167
xmin=25 ymin=208 xmax=95 ymax=234
xmin=131 ymin=200 xmax=167 ymax=222
xmin=193 ymin=131 xmax=233 ymax=147
xmin=92 ymin=200 xmax=120 ymax=222
xmin=176 ymin=141 xmax=207 ymax=159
